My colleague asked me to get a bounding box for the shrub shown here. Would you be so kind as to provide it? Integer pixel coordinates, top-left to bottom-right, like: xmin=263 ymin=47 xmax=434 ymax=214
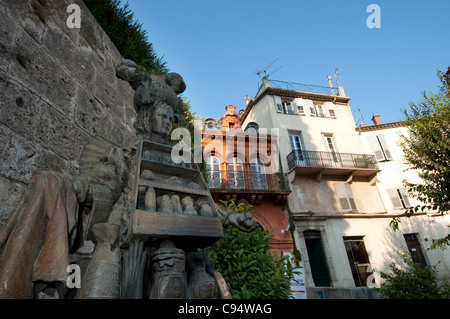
xmin=208 ymin=226 xmax=295 ymax=299
xmin=376 ymin=250 xmax=450 ymax=299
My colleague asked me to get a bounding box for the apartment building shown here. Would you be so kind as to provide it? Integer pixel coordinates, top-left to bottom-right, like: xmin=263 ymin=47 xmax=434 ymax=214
xmin=239 ymin=76 xmax=450 ymax=298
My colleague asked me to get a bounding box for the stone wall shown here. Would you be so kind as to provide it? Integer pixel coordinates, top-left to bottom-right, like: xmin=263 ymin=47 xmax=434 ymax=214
xmin=0 ymin=0 xmax=136 ymax=225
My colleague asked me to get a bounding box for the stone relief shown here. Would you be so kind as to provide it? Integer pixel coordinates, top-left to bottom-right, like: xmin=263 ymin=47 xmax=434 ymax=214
xmin=0 ymin=58 xmax=258 ymax=299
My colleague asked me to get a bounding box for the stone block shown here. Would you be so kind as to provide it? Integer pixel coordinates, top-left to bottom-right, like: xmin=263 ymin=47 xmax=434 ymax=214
xmin=74 ymin=84 xmax=105 ymax=137
xmin=9 ymin=27 xmax=77 ymax=115
xmin=0 ymin=135 xmax=40 ymax=183
xmin=34 ymin=103 xmax=90 ymax=161
xmin=0 ymin=75 xmax=41 ymax=140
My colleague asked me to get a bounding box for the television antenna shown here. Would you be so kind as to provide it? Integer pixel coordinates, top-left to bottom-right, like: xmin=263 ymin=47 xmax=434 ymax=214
xmin=333 ymin=68 xmax=341 ymax=86
xmin=255 ymin=57 xmax=283 ymax=79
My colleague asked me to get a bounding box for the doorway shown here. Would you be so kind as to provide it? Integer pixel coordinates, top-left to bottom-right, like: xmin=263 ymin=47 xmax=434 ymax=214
xmin=304 ymin=230 xmax=331 ymax=287
xmin=404 ymin=233 xmax=427 ymax=268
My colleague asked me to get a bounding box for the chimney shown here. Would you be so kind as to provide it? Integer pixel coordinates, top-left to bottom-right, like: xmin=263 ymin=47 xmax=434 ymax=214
xmin=245 ymin=95 xmax=249 ymax=105
xmin=372 ymin=114 xmax=381 ymax=125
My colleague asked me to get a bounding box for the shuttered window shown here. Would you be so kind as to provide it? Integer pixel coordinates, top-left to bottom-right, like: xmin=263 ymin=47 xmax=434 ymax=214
xmin=326 ymin=102 xmax=336 ymax=118
xmin=273 ymin=95 xmax=283 ymax=113
xmin=334 ymin=182 xmax=357 ymax=213
xmin=387 ymin=188 xmax=411 ymax=209
xmin=367 ymin=134 xmax=393 ymax=161
xmin=294 ymin=98 xmax=305 ymax=115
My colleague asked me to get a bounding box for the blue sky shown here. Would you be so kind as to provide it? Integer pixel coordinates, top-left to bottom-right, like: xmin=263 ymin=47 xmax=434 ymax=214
xmin=126 ymin=0 xmax=449 ymax=125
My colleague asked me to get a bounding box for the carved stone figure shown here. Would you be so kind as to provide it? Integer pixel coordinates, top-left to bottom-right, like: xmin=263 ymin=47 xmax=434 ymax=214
xmin=218 ymin=206 xmax=260 ymax=232
xmin=181 ymin=196 xmax=198 ymax=216
xmin=0 ymin=57 xmax=257 ymax=299
xmin=186 ymin=251 xmax=218 ymax=299
xmin=149 ymin=240 xmax=186 ymax=299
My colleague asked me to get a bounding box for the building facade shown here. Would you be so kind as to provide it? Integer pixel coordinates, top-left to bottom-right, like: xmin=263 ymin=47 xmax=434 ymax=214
xmin=195 ymin=105 xmax=294 ymax=256
xmin=238 ymin=77 xmax=450 ymax=298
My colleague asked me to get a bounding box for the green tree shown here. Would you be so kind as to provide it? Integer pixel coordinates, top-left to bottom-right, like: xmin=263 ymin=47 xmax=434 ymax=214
xmin=207 ymin=201 xmax=296 ymax=299
xmin=376 ymin=250 xmax=450 ymax=299
xmin=84 ymin=0 xmax=167 ymax=74
xmin=390 ymin=68 xmax=450 ymax=248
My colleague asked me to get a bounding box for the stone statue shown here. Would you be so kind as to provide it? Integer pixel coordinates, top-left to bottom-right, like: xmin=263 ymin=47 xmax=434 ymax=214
xmin=0 ymin=140 xmax=129 ymax=298
xmin=217 ymin=206 xmax=260 ymax=232
xmin=0 ymin=57 xmax=257 ymax=299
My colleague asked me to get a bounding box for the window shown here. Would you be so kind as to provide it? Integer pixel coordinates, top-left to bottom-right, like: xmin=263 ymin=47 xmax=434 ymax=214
xmin=387 ymin=188 xmax=411 ymax=209
xmin=343 ymin=236 xmax=372 ymax=287
xmin=334 ymin=182 xmax=357 ymax=212
xmin=229 ymin=123 xmax=235 ymax=131
xmin=367 ymin=134 xmax=393 ymax=161
xmin=323 ymin=134 xmax=339 ymax=164
xmin=289 ymin=132 xmax=306 ymax=165
xmin=273 ymin=96 xmax=295 ymax=114
xmin=282 ymin=101 xmax=295 ymax=114
xmin=327 ymin=103 xmax=336 ymax=118
xmin=274 ymin=95 xmax=283 ymax=113
xmin=205 ymin=155 xmax=221 ymax=188
xmin=250 ymin=158 xmax=268 ymax=189
xmin=244 ymin=122 xmax=259 ymax=134
xmin=227 ymin=156 xmax=245 ymax=189
xmin=314 ymin=103 xmax=325 ymax=117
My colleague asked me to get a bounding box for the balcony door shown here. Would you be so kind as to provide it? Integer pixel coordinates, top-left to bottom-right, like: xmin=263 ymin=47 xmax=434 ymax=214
xmin=227 ymin=156 xmax=245 ymax=189
xmin=289 ymin=132 xmax=306 ymax=166
xmin=322 ymin=133 xmax=340 ymax=167
xmin=250 ymin=158 xmax=268 ymax=189
xmin=205 ymin=155 xmax=221 ymax=188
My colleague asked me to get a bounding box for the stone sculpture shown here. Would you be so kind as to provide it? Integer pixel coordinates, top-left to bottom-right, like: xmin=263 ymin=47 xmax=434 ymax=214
xmin=0 ymin=57 xmax=257 ymax=299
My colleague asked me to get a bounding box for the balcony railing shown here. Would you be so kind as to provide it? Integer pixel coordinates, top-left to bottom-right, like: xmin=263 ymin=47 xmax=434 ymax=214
xmin=287 ymin=150 xmax=378 ymax=172
xmin=206 ymin=170 xmax=290 ymax=193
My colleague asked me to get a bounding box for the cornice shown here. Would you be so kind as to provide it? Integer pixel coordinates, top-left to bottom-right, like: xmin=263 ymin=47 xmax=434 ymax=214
xmin=240 ymin=86 xmax=350 ymax=122
xmin=357 ymin=121 xmax=405 ymax=132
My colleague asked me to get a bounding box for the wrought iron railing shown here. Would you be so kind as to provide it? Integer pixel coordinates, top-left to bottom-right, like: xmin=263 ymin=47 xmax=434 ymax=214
xmin=206 ymin=170 xmax=290 ymax=192
xmin=269 ymin=79 xmax=339 ymax=96
xmin=287 ymin=150 xmax=378 ymax=171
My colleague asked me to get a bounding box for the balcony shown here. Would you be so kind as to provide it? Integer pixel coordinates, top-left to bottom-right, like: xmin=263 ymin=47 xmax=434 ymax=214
xmin=206 ymin=170 xmax=291 ymax=204
xmin=287 ymin=150 xmax=380 ymax=181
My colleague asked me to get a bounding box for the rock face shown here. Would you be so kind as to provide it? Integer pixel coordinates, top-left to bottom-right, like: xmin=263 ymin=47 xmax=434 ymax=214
xmin=0 ymin=0 xmax=136 ymax=226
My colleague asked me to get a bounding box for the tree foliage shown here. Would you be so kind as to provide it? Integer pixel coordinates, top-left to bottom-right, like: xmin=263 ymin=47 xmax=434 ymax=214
xmin=376 ymin=250 xmax=450 ymax=299
xmin=207 ymin=201 xmax=296 ymax=299
xmin=390 ymin=68 xmax=450 ymax=242
xmin=84 ymin=0 xmax=168 ymax=74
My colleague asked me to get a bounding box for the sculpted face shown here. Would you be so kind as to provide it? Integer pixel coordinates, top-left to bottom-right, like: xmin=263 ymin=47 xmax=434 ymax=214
xmin=151 ymin=103 xmax=174 ymax=138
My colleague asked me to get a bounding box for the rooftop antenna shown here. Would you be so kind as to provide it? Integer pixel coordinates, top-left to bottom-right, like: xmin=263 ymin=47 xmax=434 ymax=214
xmin=255 ymin=57 xmax=282 ymax=79
xmin=354 ymin=104 xmax=368 ymax=132
xmin=334 ymin=68 xmax=341 ymax=87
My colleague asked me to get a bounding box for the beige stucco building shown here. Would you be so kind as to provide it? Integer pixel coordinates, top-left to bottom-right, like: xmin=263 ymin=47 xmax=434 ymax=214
xmin=239 ymin=76 xmax=450 ymax=298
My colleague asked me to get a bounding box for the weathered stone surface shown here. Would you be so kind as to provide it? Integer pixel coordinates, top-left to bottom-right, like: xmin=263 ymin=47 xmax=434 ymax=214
xmin=132 ymin=210 xmax=224 ymax=247
xmin=0 ymin=0 xmax=136 ymax=225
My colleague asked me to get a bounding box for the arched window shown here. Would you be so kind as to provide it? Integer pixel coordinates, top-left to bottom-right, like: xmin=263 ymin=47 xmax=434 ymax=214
xmin=250 ymin=158 xmax=268 ymax=189
xmin=227 ymin=156 xmax=245 ymax=189
xmin=205 ymin=155 xmax=221 ymax=188
xmin=244 ymin=122 xmax=259 ymax=134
